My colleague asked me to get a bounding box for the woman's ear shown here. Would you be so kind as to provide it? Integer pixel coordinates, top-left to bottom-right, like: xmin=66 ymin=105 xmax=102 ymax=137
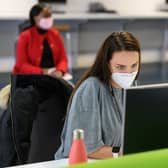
xmin=108 ymin=58 xmax=113 ymax=74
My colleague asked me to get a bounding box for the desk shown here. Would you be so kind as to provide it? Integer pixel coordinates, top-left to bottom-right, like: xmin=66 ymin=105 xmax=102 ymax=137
xmin=9 ymin=159 xmax=69 ymax=168
xmin=71 ymin=149 xmax=168 ymax=168
xmin=9 ymin=149 xmax=168 ymax=168
xmin=9 ymin=159 xmax=95 ymax=168
xmin=1 ymin=11 xmax=168 ymax=20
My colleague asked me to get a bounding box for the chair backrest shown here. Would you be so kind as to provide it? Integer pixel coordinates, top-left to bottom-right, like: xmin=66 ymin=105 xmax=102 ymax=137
xmin=18 ymin=20 xmax=32 ymax=34
xmin=10 ymin=74 xmax=73 ymax=164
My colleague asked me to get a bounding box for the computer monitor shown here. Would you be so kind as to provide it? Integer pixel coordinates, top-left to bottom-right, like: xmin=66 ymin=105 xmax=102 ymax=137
xmin=39 ymin=0 xmax=67 ymax=13
xmin=39 ymin=0 xmax=66 ymax=2
xmin=122 ymin=83 xmax=168 ymax=155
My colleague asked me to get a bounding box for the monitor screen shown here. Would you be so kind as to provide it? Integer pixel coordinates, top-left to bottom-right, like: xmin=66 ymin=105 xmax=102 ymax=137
xmin=122 ymin=83 xmax=168 ymax=155
xmin=38 ymin=0 xmax=67 ymax=13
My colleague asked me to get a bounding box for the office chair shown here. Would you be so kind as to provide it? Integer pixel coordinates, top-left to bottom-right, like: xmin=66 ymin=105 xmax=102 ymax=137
xmin=18 ymin=20 xmax=32 ymax=34
xmin=10 ymin=75 xmax=73 ymax=164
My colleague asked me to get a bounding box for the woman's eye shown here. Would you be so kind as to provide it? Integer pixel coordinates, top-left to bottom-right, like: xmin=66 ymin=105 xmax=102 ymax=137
xmin=116 ymin=65 xmax=125 ymax=70
xmin=132 ymin=64 xmax=138 ymax=69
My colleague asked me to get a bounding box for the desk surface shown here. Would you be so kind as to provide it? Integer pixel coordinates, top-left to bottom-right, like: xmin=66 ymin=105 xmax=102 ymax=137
xmin=9 ymin=159 xmax=68 ymax=168
xmin=9 ymin=149 xmax=168 ymax=168
xmin=1 ymin=11 xmax=168 ymax=20
xmin=9 ymin=159 xmax=95 ymax=168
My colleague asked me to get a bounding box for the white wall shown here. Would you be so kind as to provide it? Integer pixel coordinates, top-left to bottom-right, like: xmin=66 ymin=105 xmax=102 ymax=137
xmin=67 ymin=0 xmax=91 ymax=12
xmin=0 ymin=0 xmax=165 ymax=16
xmin=0 ymin=0 xmax=37 ymax=16
xmin=102 ymin=0 xmax=165 ymax=14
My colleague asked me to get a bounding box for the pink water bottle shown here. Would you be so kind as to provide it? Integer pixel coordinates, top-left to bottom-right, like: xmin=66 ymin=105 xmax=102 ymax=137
xmin=68 ymin=129 xmax=88 ymax=165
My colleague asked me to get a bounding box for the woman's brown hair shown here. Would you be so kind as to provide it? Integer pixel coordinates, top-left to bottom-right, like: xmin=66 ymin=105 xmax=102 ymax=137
xmin=73 ymin=31 xmax=141 ymax=96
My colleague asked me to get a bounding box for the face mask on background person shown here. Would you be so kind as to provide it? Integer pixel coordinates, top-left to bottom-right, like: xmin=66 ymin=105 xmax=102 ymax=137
xmin=38 ymin=17 xmax=53 ymax=30
xmin=112 ymin=71 xmax=138 ymax=89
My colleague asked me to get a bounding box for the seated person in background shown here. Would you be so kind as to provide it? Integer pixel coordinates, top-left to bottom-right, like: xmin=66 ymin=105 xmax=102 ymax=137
xmin=13 ymin=4 xmax=68 ymax=78
xmin=55 ymin=32 xmax=141 ymax=159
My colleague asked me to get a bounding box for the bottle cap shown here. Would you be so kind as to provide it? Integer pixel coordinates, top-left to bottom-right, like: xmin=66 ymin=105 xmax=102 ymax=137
xmin=73 ymin=129 xmax=84 ymax=140
xmin=112 ymin=152 xmax=119 ymax=158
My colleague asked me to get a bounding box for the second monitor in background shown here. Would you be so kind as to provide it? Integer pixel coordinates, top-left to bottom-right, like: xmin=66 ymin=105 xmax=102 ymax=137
xmin=39 ymin=0 xmax=67 ymax=13
xmin=88 ymin=2 xmax=117 ymax=13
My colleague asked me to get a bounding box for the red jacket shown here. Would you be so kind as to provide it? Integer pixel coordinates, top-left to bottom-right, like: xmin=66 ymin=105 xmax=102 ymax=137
xmin=13 ymin=26 xmax=68 ymax=74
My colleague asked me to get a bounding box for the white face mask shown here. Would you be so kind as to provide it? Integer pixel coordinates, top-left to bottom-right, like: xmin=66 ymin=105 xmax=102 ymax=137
xmin=112 ymin=71 xmax=138 ymax=89
xmin=38 ymin=17 xmax=53 ymax=30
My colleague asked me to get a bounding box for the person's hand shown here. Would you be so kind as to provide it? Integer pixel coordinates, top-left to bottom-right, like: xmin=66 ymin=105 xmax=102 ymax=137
xmin=42 ymin=68 xmax=50 ymax=75
xmin=47 ymin=67 xmax=63 ymax=78
xmin=42 ymin=67 xmax=56 ymax=76
xmin=47 ymin=67 xmax=56 ymax=75
xmin=42 ymin=67 xmax=63 ymax=78
xmin=50 ymin=70 xmax=63 ymax=78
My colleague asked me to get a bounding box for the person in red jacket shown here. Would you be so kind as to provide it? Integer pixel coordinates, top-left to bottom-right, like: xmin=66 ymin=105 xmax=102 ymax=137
xmin=13 ymin=4 xmax=68 ymax=78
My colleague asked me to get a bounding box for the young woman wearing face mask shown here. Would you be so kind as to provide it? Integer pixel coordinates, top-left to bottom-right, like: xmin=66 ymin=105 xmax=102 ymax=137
xmin=55 ymin=32 xmax=140 ymax=159
xmin=13 ymin=4 xmax=68 ymax=78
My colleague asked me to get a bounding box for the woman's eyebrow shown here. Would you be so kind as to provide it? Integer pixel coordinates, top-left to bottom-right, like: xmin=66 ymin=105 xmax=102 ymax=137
xmin=116 ymin=64 xmax=126 ymax=66
xmin=131 ymin=62 xmax=138 ymax=66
